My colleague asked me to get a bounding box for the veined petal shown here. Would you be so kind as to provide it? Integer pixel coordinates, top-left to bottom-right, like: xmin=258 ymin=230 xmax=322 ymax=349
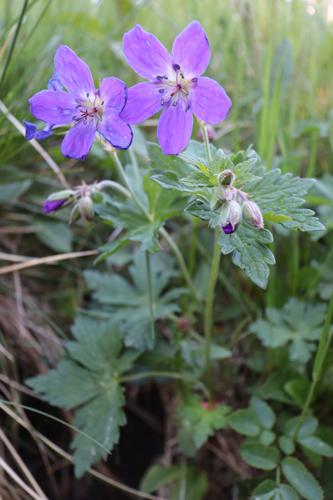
xmin=98 ymin=112 xmax=133 ymax=150
xmin=29 ymin=90 xmax=76 ymax=125
xmin=61 ymin=120 xmax=96 ymax=160
xmin=157 ymin=105 xmax=193 ymax=155
xmin=54 ymin=45 xmax=95 ymax=98
xmin=120 ymin=82 xmax=161 ymax=124
xmin=172 ymin=21 xmax=210 ymax=77
xmin=123 ymin=25 xmax=172 ymax=80
xmin=99 ymin=77 xmax=127 ymax=113
xmin=192 ymin=77 xmax=231 ymax=124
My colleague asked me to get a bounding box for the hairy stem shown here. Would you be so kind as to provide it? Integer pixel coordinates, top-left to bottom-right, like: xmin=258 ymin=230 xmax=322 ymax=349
xmin=145 ymin=251 xmax=155 ymax=341
xmin=200 ymin=123 xmax=221 ymax=390
xmin=204 ymin=227 xmax=221 ymax=390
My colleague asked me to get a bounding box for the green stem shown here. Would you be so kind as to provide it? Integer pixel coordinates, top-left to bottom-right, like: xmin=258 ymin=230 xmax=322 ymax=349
xmin=159 ymin=227 xmax=199 ymax=300
xmin=199 ymin=122 xmax=213 ymax=162
xmin=145 ymin=251 xmax=155 ymax=341
xmin=295 ymin=292 xmax=333 ymax=434
xmin=112 ymin=151 xmax=150 ymax=218
xmin=112 ymin=150 xmax=198 ymax=299
xmin=204 ymin=227 xmax=221 ymax=390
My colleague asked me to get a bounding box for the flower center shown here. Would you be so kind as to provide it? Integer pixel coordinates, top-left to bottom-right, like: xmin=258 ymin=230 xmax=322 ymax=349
xmin=73 ymin=92 xmax=104 ymax=124
xmin=156 ymin=64 xmax=197 ymax=111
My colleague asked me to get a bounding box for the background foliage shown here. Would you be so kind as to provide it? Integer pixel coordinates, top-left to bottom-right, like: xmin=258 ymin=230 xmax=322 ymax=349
xmin=1 ymin=1 xmax=333 ymax=499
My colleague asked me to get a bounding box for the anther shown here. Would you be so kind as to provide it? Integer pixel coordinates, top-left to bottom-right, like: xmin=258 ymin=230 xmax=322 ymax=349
xmin=173 ymin=63 xmax=180 ymax=71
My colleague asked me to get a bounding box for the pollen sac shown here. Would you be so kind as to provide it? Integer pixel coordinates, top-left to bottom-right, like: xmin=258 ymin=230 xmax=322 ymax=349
xmin=217 ymin=169 xmax=236 ymax=187
xmin=242 ymin=200 xmax=264 ymax=229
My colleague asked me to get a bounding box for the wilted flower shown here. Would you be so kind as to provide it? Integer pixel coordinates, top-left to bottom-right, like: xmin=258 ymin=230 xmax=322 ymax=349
xmin=24 ymin=120 xmax=53 ymax=141
xmin=242 ymin=200 xmax=264 ymax=229
xmin=27 ymin=46 xmax=133 ymax=159
xmin=121 ymin=21 xmax=231 ymax=154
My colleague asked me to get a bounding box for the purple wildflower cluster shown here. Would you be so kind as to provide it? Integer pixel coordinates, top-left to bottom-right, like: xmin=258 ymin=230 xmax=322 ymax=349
xmin=25 ymin=21 xmax=231 ymax=159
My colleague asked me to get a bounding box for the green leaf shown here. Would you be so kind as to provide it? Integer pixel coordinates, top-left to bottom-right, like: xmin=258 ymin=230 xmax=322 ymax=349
xmin=250 ymin=299 xmax=326 ymax=364
xmin=0 ymin=180 xmax=31 ymax=204
xmin=279 ymin=436 xmax=295 ymax=455
xmin=27 ymin=317 xmax=132 ymax=477
xmin=284 ymin=416 xmax=318 ymax=440
xmin=219 ymin=223 xmax=275 ymax=288
xmin=245 ymin=169 xmax=324 ymax=232
xmin=252 ymin=480 xmax=300 ymax=500
xmin=259 ymin=430 xmax=276 ymax=446
xmin=240 ymin=443 xmax=279 ymax=470
xmin=170 ymin=465 xmax=208 ymax=500
xmin=299 ymin=436 xmax=333 ymax=457
xmin=250 ymin=397 xmax=276 ymax=429
xmin=140 ymin=465 xmax=181 ymax=493
xmin=281 ymin=457 xmax=323 ymax=500
xmin=176 ymin=396 xmax=230 ymax=455
xmin=284 ymin=378 xmax=311 ymax=407
xmin=36 ymin=220 xmax=72 ymax=253
xmin=228 ymin=409 xmax=261 ymax=437
xmin=85 ymin=252 xmax=185 ymax=350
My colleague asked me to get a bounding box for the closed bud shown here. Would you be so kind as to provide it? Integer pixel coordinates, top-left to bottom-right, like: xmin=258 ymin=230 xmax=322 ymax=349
xmin=78 ymin=195 xmax=94 ymax=221
xmin=243 ymin=200 xmax=264 ymax=229
xmin=217 ymin=169 xmax=236 ymax=187
xmin=43 ymin=189 xmax=75 ymax=213
xmin=220 ymin=199 xmax=242 ymax=234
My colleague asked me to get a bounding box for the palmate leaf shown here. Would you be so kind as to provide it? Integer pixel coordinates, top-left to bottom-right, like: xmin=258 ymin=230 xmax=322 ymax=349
xmin=250 ymin=298 xmax=326 ymax=364
xmin=149 ymin=142 xmax=323 ymax=288
xmin=27 ymin=317 xmax=135 ymax=477
xmin=176 ymin=395 xmax=230 ymax=456
xmin=244 ymin=169 xmax=324 ymax=232
xmin=84 ymin=252 xmax=186 ymax=350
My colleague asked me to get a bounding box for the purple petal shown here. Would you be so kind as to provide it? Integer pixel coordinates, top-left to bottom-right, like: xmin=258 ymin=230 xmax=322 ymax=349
xmin=222 ymin=222 xmax=235 ymax=234
xmin=192 ymin=77 xmax=232 ymax=124
xmin=29 ymin=90 xmax=76 ymax=125
xmin=23 ymin=121 xmax=53 ymax=141
xmin=123 ymin=25 xmax=172 ymax=80
xmin=120 ymin=82 xmax=161 ymax=124
xmin=99 ymin=77 xmax=127 ymax=113
xmin=98 ymin=112 xmax=133 ymax=150
xmin=61 ymin=120 xmax=96 ymax=160
xmin=157 ymin=105 xmax=193 ymax=155
xmin=43 ymin=198 xmax=67 ymax=213
xmin=48 ymin=72 xmax=63 ymax=91
xmin=172 ymin=21 xmax=210 ymax=77
xmin=54 ymin=45 xmax=95 ymax=98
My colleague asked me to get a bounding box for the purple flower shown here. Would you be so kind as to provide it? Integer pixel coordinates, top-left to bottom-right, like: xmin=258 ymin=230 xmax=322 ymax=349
xmin=43 ymin=198 xmax=67 ymax=213
xmin=120 ymin=21 xmax=232 ymax=155
xmin=28 ymin=46 xmax=133 ymax=160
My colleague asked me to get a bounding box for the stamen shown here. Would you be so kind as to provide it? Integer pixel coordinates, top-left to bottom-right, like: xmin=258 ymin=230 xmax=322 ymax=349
xmin=173 ymin=63 xmax=180 ymax=71
xmin=192 ymin=77 xmax=198 ymax=83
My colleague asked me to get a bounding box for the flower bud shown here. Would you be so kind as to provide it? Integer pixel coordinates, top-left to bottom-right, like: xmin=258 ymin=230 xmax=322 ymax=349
xmin=217 ymin=169 xmax=236 ymax=187
xmin=220 ymin=199 xmax=242 ymax=234
xmin=78 ymin=195 xmax=94 ymax=221
xmin=242 ymin=200 xmax=264 ymax=229
xmin=43 ymin=189 xmax=75 ymax=213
